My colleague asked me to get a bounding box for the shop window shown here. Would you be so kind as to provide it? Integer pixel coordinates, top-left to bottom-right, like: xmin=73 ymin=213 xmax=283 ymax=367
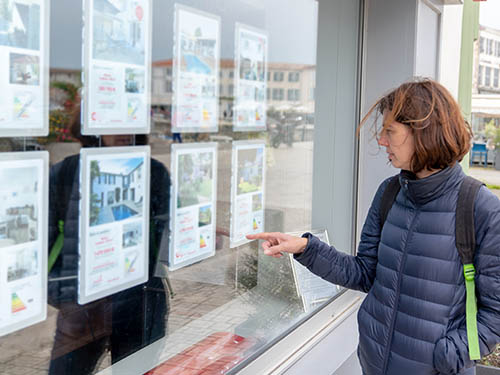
xmin=0 ymin=1 xmax=349 ymax=374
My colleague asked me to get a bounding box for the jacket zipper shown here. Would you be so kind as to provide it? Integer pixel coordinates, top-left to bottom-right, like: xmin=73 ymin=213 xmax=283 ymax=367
xmin=380 ymin=208 xmax=419 ymax=374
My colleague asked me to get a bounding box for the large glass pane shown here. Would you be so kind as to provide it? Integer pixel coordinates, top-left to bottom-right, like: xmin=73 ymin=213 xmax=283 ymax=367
xmin=0 ymin=1 xmax=351 ymax=374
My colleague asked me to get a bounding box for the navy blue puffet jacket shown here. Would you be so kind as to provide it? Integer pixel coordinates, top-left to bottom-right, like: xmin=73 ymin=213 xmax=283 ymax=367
xmin=295 ymin=163 xmax=500 ymax=375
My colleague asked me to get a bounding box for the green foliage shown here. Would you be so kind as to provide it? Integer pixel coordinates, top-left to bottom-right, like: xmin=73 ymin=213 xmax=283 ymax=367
xmin=89 ymin=161 xmax=101 ymax=225
xmin=238 ymin=181 xmax=259 ymax=194
xmin=483 ymin=119 xmax=500 ymax=149
xmin=47 ymin=109 xmax=76 ymax=143
xmin=486 ymin=184 xmax=500 ymax=191
xmin=51 ymin=81 xmax=80 ymax=102
xmin=89 ymin=193 xmax=100 ymax=226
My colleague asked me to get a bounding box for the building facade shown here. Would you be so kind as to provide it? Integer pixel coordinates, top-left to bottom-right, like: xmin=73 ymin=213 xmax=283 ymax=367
xmin=472 ymin=25 xmax=500 ymax=132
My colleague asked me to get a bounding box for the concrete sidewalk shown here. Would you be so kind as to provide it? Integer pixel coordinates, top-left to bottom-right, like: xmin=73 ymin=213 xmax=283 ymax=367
xmin=469 ymin=167 xmax=500 ymax=199
xmin=469 ymin=166 xmax=500 ymax=187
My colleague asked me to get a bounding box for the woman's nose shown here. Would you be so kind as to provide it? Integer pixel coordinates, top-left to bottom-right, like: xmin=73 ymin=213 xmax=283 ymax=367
xmin=378 ymin=134 xmax=389 ymax=147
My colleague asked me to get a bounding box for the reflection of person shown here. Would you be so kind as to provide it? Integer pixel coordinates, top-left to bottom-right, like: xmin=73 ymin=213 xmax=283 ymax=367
xmin=248 ymin=80 xmax=500 ymax=375
xmin=160 ymin=105 xmax=182 ymax=143
xmin=48 ymin=111 xmax=171 ymax=374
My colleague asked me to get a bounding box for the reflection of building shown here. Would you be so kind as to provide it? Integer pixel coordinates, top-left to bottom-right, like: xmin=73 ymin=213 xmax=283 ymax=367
xmin=151 ymin=59 xmax=315 ymax=120
xmin=0 ymin=204 xmax=37 ymax=245
xmin=92 ymin=161 xmax=143 ymax=208
xmin=93 ymin=0 xmax=145 ymax=64
xmin=0 ymin=0 xmax=40 ymax=50
xmin=472 ymin=25 xmax=500 ymax=132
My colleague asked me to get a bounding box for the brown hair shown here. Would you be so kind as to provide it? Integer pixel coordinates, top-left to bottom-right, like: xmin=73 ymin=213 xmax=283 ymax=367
xmin=360 ymin=79 xmax=472 ymax=173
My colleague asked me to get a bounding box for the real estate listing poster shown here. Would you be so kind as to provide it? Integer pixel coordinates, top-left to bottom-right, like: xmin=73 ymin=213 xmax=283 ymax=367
xmin=172 ymin=4 xmax=220 ymax=133
xmin=234 ymin=24 xmax=268 ymax=132
xmin=0 ymin=151 xmax=48 ymax=336
xmin=287 ymin=229 xmax=340 ymax=312
xmin=79 ymin=146 xmax=150 ymax=304
xmin=0 ymin=0 xmax=49 ymax=137
xmin=230 ymin=141 xmax=266 ymax=248
xmin=170 ymin=143 xmax=217 ymax=270
xmin=83 ymin=0 xmax=152 ymax=135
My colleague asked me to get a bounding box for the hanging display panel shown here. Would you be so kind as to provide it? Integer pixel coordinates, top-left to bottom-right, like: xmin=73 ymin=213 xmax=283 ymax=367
xmin=288 ymin=229 xmax=340 ymax=312
xmin=82 ymin=0 xmax=152 ymax=135
xmin=172 ymin=4 xmax=220 ymax=133
xmin=234 ymin=23 xmax=268 ymax=132
xmin=0 ymin=151 xmax=48 ymax=336
xmin=230 ymin=141 xmax=266 ymax=248
xmin=79 ymin=146 xmax=150 ymax=304
xmin=0 ymin=0 xmax=49 ymax=137
xmin=170 ymin=142 xmax=217 ymax=270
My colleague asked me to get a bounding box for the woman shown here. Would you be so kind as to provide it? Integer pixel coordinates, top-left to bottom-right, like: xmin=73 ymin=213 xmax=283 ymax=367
xmin=248 ymin=80 xmax=500 ymax=375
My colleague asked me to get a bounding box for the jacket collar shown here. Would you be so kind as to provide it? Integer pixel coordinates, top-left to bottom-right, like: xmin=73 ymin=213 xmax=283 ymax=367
xmin=398 ymin=162 xmax=464 ymax=206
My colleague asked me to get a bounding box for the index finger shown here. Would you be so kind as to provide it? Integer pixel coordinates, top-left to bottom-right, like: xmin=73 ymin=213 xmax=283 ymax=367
xmin=246 ymin=232 xmax=279 ymax=241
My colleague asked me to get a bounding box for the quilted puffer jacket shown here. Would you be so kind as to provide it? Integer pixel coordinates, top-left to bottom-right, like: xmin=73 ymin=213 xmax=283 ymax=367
xmin=295 ymin=163 xmax=500 ymax=375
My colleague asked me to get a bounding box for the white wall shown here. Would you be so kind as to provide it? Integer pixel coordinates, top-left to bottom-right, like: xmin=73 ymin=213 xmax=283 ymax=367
xmin=415 ymin=0 xmax=442 ymax=79
xmin=357 ymin=0 xmax=419 ymax=236
xmin=439 ymin=4 xmax=464 ymax=99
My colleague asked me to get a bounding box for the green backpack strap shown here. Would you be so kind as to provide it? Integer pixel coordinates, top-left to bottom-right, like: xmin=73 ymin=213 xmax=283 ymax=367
xmin=47 ymin=155 xmax=79 ymax=275
xmin=456 ymin=176 xmax=484 ymax=361
xmin=48 ymin=220 xmax=65 ymax=273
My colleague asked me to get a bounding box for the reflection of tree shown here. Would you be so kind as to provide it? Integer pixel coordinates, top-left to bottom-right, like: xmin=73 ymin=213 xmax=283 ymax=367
xmin=177 ymin=153 xmax=213 ymax=208
xmin=89 ymin=161 xmax=101 ymax=225
xmin=237 ymin=149 xmax=263 ymax=194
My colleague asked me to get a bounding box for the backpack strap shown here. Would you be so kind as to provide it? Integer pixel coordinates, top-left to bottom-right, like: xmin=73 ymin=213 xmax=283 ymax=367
xmin=379 ymin=175 xmax=401 ymax=229
xmin=455 ymin=175 xmax=484 ymax=361
xmin=48 ymin=155 xmax=79 ymax=274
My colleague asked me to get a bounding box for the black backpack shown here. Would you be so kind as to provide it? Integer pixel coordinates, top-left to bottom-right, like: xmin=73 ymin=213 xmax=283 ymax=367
xmin=379 ymin=174 xmax=483 ymax=360
xmin=48 ymin=154 xmax=79 ymax=273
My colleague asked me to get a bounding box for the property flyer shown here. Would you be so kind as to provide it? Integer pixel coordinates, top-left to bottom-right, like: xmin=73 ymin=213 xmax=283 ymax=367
xmin=0 ymin=152 xmax=48 ymax=336
xmin=288 ymin=230 xmax=340 ymax=312
xmin=230 ymin=141 xmax=266 ymax=248
xmin=79 ymin=146 xmax=150 ymax=304
xmin=0 ymin=0 xmax=49 ymax=137
xmin=234 ymin=24 xmax=268 ymax=132
xmin=170 ymin=143 xmax=217 ymax=270
xmin=83 ymin=0 xmax=152 ymax=135
xmin=172 ymin=5 xmax=220 ymax=133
